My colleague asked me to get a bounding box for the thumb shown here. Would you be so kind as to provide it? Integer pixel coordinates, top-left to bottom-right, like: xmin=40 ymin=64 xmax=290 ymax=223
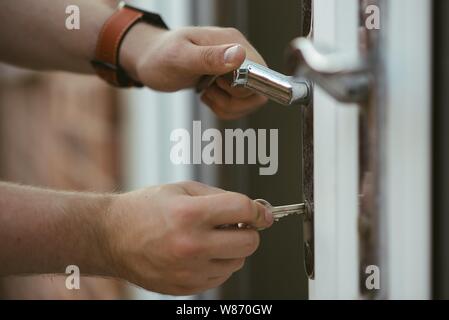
xmin=189 ymin=44 xmax=246 ymax=75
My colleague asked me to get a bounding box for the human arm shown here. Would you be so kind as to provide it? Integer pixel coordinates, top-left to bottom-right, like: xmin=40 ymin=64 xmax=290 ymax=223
xmin=0 ymin=0 xmax=268 ymax=119
xmin=0 ymin=181 xmax=273 ymax=295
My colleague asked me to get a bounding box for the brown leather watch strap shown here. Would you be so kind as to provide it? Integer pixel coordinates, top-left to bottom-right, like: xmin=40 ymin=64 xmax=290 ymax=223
xmin=92 ymin=4 xmax=168 ymax=87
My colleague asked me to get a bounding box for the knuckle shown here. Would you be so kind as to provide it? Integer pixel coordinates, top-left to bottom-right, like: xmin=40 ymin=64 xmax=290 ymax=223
xmin=171 ymin=201 xmax=202 ymax=227
xmin=172 ymin=237 xmax=203 ymax=259
xmin=200 ymin=47 xmax=217 ymax=69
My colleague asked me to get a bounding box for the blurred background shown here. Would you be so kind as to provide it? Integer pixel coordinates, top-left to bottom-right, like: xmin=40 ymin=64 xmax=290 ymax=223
xmin=0 ymin=0 xmax=309 ymax=299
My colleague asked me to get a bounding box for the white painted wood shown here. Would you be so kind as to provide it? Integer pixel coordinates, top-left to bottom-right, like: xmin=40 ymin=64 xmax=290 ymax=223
xmin=383 ymin=0 xmax=431 ymax=299
xmin=311 ymin=0 xmax=432 ymax=300
xmin=310 ymin=0 xmax=360 ymax=300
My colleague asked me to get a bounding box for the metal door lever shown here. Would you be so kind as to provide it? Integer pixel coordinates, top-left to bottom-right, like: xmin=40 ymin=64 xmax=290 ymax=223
xmin=287 ymin=38 xmax=372 ymax=103
xmin=232 ymin=60 xmax=311 ymax=105
xmin=196 ymin=60 xmax=311 ymax=106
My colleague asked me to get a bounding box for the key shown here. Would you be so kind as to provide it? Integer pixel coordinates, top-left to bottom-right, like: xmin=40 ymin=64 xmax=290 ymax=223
xmin=255 ymin=199 xmax=305 ymax=221
xmin=219 ymin=199 xmax=305 ymax=231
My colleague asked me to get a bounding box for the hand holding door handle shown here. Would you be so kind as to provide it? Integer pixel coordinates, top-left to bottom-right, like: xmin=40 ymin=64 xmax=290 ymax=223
xmin=198 ymin=38 xmax=371 ymax=106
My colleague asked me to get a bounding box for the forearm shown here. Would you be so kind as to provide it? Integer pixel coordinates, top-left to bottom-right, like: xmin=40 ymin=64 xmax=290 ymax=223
xmin=0 ymin=182 xmax=113 ymax=277
xmin=0 ymin=0 xmax=117 ymax=74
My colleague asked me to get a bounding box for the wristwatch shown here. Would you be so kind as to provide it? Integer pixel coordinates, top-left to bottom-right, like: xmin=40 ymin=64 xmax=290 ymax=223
xmin=92 ymin=1 xmax=168 ymax=88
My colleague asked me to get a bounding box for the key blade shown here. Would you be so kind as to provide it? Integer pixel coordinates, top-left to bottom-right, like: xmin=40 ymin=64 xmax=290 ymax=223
xmin=273 ymin=212 xmax=302 ymax=220
xmin=272 ymin=203 xmax=305 ymax=221
xmin=271 ymin=203 xmax=305 ymax=214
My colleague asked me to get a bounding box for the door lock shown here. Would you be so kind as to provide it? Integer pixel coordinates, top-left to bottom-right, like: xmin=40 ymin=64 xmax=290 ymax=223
xmin=254 ymin=199 xmax=314 ymax=280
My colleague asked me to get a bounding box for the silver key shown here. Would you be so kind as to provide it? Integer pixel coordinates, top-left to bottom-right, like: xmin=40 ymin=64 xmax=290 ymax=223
xmin=255 ymin=199 xmax=305 ymax=221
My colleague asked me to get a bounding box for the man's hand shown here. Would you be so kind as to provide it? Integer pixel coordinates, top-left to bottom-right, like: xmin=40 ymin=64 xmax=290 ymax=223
xmin=104 ymin=181 xmax=274 ymax=295
xmin=120 ymin=25 xmax=269 ymax=120
xmin=0 ymin=181 xmax=273 ymax=295
xmin=1 ymin=0 xmax=267 ymax=120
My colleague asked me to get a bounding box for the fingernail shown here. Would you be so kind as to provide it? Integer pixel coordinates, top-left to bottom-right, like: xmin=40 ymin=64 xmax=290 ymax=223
xmin=224 ymin=45 xmax=242 ymax=65
xmin=264 ymin=207 xmax=274 ymax=226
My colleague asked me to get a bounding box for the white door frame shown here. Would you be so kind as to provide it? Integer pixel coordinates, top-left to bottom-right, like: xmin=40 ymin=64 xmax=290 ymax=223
xmin=310 ymin=0 xmax=432 ymax=300
xmin=310 ymin=0 xmax=360 ymax=300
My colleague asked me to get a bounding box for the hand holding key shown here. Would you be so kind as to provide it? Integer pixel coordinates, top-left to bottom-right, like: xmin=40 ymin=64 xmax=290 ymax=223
xmin=106 ymin=181 xmax=274 ymax=296
xmin=227 ymin=199 xmax=305 ymax=231
xmin=223 ymin=198 xmax=306 ymax=227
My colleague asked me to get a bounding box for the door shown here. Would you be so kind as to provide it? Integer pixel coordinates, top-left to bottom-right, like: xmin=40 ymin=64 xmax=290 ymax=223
xmin=306 ymin=0 xmax=432 ymax=299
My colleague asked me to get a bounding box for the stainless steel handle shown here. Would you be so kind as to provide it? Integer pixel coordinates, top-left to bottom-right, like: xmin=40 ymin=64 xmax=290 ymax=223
xmin=196 ymin=60 xmax=311 ymax=106
xmin=287 ymin=38 xmax=372 ymax=103
xmin=232 ymin=60 xmax=311 ymax=105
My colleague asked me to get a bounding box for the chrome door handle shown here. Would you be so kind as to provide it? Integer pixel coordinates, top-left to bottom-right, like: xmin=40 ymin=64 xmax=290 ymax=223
xmin=232 ymin=60 xmax=311 ymax=105
xmin=287 ymin=38 xmax=372 ymax=103
xmin=196 ymin=60 xmax=311 ymax=106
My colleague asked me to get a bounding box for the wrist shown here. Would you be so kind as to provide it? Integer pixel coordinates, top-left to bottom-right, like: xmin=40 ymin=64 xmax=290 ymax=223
xmin=119 ymin=22 xmax=168 ymax=84
xmin=95 ymin=192 xmax=132 ymax=280
xmin=90 ymin=193 xmax=123 ymax=278
xmin=71 ymin=192 xmax=117 ymax=278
